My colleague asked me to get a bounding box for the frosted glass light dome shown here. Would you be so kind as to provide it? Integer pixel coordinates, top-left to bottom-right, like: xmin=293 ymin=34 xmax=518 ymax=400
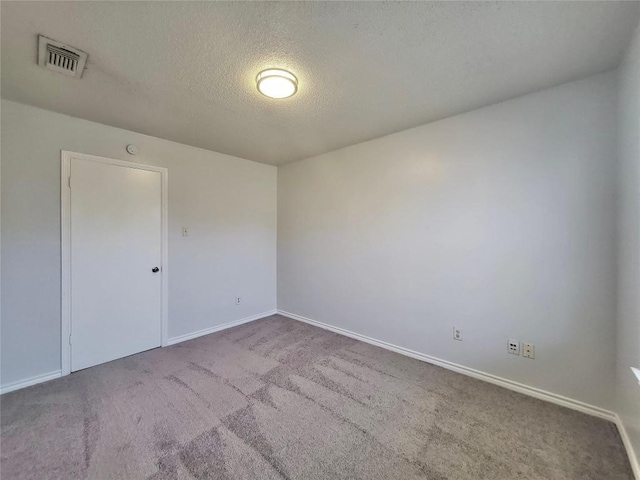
xmin=256 ymin=69 xmax=298 ymax=99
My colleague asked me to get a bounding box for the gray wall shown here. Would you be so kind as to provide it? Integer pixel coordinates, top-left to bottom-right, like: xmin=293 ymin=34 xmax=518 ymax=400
xmin=1 ymin=100 xmax=277 ymax=387
xmin=616 ymin=21 xmax=640 ymax=461
xmin=278 ymin=72 xmax=618 ymax=409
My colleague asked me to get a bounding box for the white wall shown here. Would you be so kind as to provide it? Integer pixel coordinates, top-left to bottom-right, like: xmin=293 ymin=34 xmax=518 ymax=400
xmin=1 ymin=100 xmax=277 ymax=387
xmin=278 ymin=72 xmax=618 ymax=410
xmin=616 ymin=21 xmax=640 ymax=462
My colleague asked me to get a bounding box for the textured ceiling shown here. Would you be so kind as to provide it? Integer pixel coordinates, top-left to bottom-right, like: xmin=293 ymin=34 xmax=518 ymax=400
xmin=2 ymin=1 xmax=639 ymax=165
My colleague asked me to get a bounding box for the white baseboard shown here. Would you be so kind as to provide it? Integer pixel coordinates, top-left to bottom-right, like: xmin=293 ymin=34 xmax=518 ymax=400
xmin=280 ymin=309 xmax=640 ymax=475
xmin=0 ymin=310 xmax=277 ymax=396
xmin=277 ymin=310 xmax=616 ymax=422
xmin=0 ymin=370 xmax=62 ymax=395
xmin=279 ymin=309 xmax=640 ymax=476
xmin=166 ymin=310 xmax=277 ymax=346
xmin=615 ymin=414 xmax=640 ymax=480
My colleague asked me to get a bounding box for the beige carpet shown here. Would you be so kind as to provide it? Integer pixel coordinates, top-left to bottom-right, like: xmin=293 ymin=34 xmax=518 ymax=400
xmin=0 ymin=315 xmax=633 ymax=479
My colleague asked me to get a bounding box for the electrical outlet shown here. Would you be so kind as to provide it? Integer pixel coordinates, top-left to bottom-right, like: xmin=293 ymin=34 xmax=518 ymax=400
xmin=182 ymin=226 xmax=189 ymax=237
xmin=508 ymin=339 xmax=520 ymax=355
xmin=235 ymin=296 xmax=241 ymax=305
xmin=453 ymin=327 xmax=462 ymax=341
xmin=523 ymin=343 xmax=535 ymax=359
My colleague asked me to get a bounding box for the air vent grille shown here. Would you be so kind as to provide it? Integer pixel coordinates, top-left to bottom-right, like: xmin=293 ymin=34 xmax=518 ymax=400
xmin=47 ymin=45 xmax=79 ymax=73
xmin=38 ymin=35 xmax=88 ymax=78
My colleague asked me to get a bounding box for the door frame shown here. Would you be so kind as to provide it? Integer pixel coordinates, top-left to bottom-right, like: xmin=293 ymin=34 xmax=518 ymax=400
xmin=61 ymin=150 xmax=169 ymax=376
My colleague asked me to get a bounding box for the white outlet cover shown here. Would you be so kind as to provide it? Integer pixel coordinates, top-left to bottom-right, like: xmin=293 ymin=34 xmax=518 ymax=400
xmin=508 ymin=339 xmax=520 ymax=355
xmin=453 ymin=327 xmax=462 ymax=341
xmin=523 ymin=343 xmax=535 ymax=359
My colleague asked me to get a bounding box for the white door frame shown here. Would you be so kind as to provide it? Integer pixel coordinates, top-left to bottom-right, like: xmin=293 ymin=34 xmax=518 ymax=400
xmin=60 ymin=150 xmax=169 ymax=376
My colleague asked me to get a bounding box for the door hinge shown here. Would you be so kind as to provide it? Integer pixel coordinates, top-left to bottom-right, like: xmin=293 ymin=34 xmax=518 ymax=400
xmin=68 ymin=176 xmax=71 ymax=189
xmin=69 ymin=334 xmax=72 ymax=345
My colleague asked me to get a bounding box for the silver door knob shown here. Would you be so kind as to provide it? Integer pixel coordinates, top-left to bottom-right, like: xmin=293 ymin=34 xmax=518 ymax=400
xmin=152 ymin=267 xmax=160 ymax=273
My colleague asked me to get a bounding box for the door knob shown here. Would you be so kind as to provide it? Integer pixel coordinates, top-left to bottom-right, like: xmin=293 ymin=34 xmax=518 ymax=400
xmin=152 ymin=267 xmax=160 ymax=273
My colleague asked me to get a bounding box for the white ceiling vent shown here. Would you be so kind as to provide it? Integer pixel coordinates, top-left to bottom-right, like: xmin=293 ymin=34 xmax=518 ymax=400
xmin=38 ymin=35 xmax=88 ymax=78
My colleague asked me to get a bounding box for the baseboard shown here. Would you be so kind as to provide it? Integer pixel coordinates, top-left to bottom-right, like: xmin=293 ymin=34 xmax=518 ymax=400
xmin=281 ymin=309 xmax=638 ymax=477
xmin=0 ymin=311 xmax=276 ymax=396
xmin=277 ymin=310 xmax=616 ymax=422
xmin=0 ymin=370 xmax=62 ymax=395
xmin=166 ymin=310 xmax=277 ymax=346
xmin=615 ymin=414 xmax=640 ymax=480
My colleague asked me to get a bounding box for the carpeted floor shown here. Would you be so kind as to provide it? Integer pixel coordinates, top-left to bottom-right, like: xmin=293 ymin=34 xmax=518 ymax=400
xmin=0 ymin=315 xmax=633 ymax=479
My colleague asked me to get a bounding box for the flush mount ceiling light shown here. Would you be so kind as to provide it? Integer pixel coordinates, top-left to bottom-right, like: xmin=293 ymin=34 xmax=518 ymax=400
xmin=256 ymin=69 xmax=298 ymax=99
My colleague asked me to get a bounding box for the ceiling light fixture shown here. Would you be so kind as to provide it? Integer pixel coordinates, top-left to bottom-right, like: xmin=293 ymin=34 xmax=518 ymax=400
xmin=256 ymin=69 xmax=298 ymax=99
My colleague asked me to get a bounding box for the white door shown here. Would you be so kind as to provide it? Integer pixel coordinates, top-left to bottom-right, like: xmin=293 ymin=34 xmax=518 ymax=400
xmin=70 ymin=157 xmax=162 ymax=371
